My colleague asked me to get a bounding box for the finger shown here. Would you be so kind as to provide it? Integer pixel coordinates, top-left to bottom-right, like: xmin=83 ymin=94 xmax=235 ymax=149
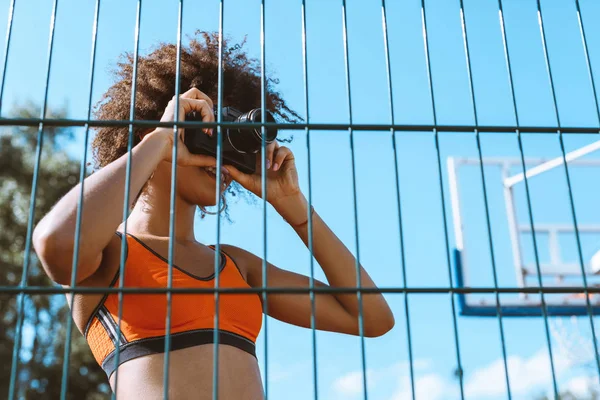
xmin=272 ymin=146 xmax=291 ymax=172
xmin=179 ymin=98 xmax=213 ymax=122
xmin=182 ymin=153 xmax=218 ymax=168
xmin=176 ymin=136 xmax=218 ymax=167
xmin=167 ymin=97 xmax=211 ymax=122
xmin=264 ymin=141 xmax=278 ymax=170
xmin=178 ymin=135 xmax=217 ymax=167
xmin=223 ymin=164 xmax=253 ymax=188
xmin=181 ymin=87 xmax=214 ymax=109
xmin=179 ymin=98 xmax=214 ymax=136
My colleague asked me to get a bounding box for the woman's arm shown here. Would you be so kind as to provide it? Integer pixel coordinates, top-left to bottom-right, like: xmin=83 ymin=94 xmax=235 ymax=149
xmin=33 ymin=131 xmax=168 ymax=284
xmin=280 ymin=193 xmax=395 ymax=336
xmin=222 ymin=142 xmax=395 ymax=337
xmin=225 ymin=194 xmax=394 ymax=338
xmin=33 ymin=88 xmax=216 ymax=285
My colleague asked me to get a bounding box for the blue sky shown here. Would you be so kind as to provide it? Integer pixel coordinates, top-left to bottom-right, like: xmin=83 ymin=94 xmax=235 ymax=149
xmin=4 ymin=0 xmax=600 ymax=399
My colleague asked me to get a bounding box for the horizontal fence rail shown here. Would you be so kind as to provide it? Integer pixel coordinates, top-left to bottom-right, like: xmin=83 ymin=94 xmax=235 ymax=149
xmin=2 ymin=286 xmax=600 ymax=295
xmin=3 ymin=117 xmax=600 ymax=133
xmin=4 ymin=0 xmax=600 ymax=398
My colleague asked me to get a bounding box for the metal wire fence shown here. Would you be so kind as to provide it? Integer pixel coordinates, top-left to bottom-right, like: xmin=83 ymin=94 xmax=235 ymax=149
xmin=3 ymin=0 xmax=600 ymax=399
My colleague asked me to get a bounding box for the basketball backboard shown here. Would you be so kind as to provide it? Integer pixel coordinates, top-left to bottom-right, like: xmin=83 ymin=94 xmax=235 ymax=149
xmin=448 ymin=140 xmax=600 ymax=317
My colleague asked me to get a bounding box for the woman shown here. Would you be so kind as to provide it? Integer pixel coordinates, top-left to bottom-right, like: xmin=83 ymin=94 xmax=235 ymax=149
xmin=32 ymin=33 xmax=394 ymax=399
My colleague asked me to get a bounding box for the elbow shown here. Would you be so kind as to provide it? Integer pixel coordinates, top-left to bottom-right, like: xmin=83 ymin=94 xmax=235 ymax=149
xmin=364 ymin=313 xmax=395 ymax=338
xmin=33 ymin=228 xmax=71 ymax=285
xmin=32 ymin=227 xmax=93 ymax=285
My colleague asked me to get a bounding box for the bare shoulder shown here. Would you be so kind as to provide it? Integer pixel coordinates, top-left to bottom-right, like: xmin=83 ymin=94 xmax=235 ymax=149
xmin=219 ymin=244 xmax=261 ymax=285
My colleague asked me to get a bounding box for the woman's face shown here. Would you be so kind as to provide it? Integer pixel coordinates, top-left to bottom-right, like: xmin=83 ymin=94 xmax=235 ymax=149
xmin=151 ymin=161 xmax=232 ymax=208
xmin=140 ymin=128 xmax=232 ymax=207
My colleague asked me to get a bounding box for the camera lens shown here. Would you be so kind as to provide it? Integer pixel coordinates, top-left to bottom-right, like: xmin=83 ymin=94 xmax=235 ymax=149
xmin=227 ymin=108 xmax=277 ymax=154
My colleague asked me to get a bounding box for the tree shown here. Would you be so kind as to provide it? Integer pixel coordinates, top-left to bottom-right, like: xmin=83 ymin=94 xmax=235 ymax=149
xmin=534 ymin=390 xmax=599 ymax=400
xmin=0 ymin=103 xmax=110 ymax=399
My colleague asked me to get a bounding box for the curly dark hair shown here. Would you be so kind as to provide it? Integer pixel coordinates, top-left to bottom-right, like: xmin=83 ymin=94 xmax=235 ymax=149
xmin=91 ymin=31 xmax=300 ymax=169
xmin=90 ymin=31 xmax=300 ymax=215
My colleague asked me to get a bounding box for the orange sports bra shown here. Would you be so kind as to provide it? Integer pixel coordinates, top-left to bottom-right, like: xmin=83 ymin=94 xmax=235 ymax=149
xmin=84 ymin=232 xmax=263 ymax=378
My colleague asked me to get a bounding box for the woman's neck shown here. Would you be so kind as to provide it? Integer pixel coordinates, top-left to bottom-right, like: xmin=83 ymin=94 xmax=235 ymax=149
xmin=126 ymin=193 xmax=197 ymax=242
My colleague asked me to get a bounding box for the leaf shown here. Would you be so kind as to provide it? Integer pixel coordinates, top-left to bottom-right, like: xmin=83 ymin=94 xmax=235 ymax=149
xmin=1 ymin=103 xmax=108 ymax=399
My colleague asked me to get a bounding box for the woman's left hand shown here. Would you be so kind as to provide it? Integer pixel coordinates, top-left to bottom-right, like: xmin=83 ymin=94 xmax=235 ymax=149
xmin=223 ymin=141 xmax=302 ymax=209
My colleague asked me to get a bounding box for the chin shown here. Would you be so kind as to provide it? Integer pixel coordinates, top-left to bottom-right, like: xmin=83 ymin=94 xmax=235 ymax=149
xmin=192 ymin=186 xmax=227 ymax=208
xmin=180 ymin=167 xmax=231 ymax=207
xmin=199 ymin=197 xmax=218 ymax=207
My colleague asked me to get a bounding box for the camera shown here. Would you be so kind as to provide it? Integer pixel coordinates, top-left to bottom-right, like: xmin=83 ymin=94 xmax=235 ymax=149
xmin=184 ymin=106 xmax=277 ymax=174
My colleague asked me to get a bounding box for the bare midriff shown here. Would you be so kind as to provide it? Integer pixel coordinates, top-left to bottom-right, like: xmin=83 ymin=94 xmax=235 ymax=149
xmin=108 ymin=344 xmax=264 ymax=400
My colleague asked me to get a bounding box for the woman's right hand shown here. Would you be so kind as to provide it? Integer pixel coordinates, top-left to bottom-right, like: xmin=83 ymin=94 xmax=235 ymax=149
xmin=149 ymin=87 xmax=217 ymax=167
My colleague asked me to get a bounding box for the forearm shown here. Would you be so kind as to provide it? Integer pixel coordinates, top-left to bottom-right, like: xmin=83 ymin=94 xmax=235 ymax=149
xmin=33 ymin=130 xmax=168 ymax=267
xmin=275 ymin=194 xmax=392 ymax=320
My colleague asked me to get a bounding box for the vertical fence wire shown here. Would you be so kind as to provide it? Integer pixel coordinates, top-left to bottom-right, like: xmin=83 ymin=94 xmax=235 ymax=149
xmin=574 ymin=0 xmax=600 ymax=382
xmin=260 ymin=0 xmax=270 ymax=398
xmin=457 ymin=0 xmax=512 ymax=398
xmin=496 ymin=0 xmax=559 ymax=396
xmin=300 ymin=1 xmax=318 ymax=398
xmin=10 ymin=1 xmax=600 ymax=399
xmin=8 ymin=1 xmax=59 ymax=398
xmin=59 ymin=0 xmax=101 ymax=398
xmin=379 ymin=1 xmax=415 ymax=398
xmin=0 ymin=0 xmax=15 ymax=114
xmin=162 ymin=1 xmax=185 ymax=398
xmin=575 ymin=0 xmax=600 ymax=124
xmin=535 ymin=0 xmax=600 ymax=382
xmin=212 ymin=0 xmax=226 ymax=398
xmin=112 ymin=1 xmax=143 ymax=398
xmin=419 ymin=1 xmax=465 ymax=397
xmin=340 ymin=1 xmax=368 ymax=398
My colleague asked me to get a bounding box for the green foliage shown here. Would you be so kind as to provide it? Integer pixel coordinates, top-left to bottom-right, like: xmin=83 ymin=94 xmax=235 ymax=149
xmin=0 ymin=103 xmax=109 ymax=399
xmin=534 ymin=387 xmax=599 ymax=400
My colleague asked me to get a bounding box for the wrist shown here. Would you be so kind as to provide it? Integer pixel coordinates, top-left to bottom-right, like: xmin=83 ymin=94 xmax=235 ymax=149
xmin=274 ymin=193 xmax=313 ymax=227
xmin=285 ymin=205 xmax=315 ymax=229
xmin=143 ymin=128 xmax=173 ymax=161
